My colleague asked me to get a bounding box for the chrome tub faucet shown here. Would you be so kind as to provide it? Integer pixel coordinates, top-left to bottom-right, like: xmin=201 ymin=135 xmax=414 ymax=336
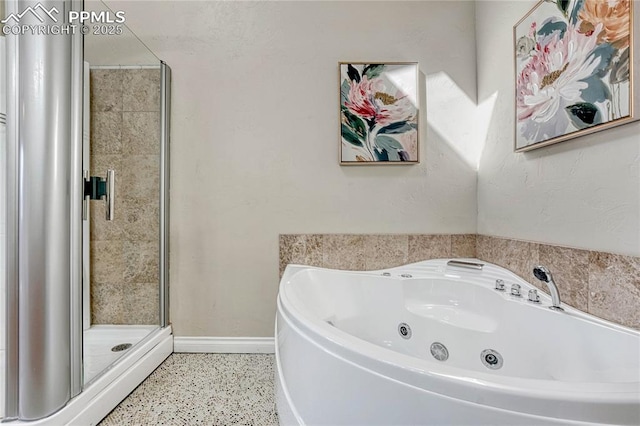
xmin=533 ymin=266 xmax=564 ymax=311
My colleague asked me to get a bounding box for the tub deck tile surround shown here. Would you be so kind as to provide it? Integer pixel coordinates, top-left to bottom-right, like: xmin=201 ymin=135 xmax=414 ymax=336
xmin=476 ymin=235 xmax=639 ymax=331
xmin=363 ymin=235 xmax=409 ymax=270
xmin=408 ymin=234 xmax=451 ymax=263
xmin=280 ymin=234 xmax=640 ymax=330
xmin=538 ymin=244 xmax=590 ymax=311
xmin=588 ymin=252 xmax=640 ymax=329
xmin=278 ymin=234 xmax=323 ymax=277
xmin=322 ymin=234 xmax=366 ymax=271
xmin=279 ymin=234 xmax=477 ymax=277
xmin=451 ymin=234 xmax=477 ymax=258
xmin=476 ymin=235 xmax=540 ymax=287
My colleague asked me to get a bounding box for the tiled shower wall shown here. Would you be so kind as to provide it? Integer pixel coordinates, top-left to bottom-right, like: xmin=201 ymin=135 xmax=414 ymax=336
xmin=280 ymin=234 xmax=640 ymax=330
xmin=89 ymin=68 xmax=160 ymax=325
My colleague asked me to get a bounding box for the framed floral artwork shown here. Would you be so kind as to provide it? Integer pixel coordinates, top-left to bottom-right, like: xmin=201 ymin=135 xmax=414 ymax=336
xmin=514 ymin=0 xmax=636 ymax=152
xmin=339 ymin=62 xmax=419 ymax=164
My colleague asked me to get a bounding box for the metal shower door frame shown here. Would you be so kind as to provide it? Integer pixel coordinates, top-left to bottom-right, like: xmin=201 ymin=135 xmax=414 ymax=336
xmin=4 ymin=0 xmax=84 ymax=420
xmin=160 ymin=61 xmax=171 ymax=328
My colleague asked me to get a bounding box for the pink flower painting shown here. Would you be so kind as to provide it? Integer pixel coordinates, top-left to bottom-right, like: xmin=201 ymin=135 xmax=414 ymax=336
xmin=514 ymin=0 xmax=632 ymax=151
xmin=340 ymin=63 xmax=419 ymax=164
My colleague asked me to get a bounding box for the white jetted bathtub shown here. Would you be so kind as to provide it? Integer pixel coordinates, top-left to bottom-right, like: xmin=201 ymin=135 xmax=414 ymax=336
xmin=275 ymin=259 xmax=640 ymax=425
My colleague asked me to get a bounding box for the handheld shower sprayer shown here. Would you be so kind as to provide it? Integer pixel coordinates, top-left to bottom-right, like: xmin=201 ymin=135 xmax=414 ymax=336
xmin=533 ymin=266 xmax=564 ymax=311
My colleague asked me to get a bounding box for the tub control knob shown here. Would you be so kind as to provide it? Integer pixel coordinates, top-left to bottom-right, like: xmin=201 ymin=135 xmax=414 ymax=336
xmin=381 ymin=272 xmax=391 ymax=276
xmin=510 ymin=283 xmax=521 ymax=297
xmin=495 ymin=279 xmax=505 ymax=291
xmin=528 ymin=289 xmax=540 ymax=303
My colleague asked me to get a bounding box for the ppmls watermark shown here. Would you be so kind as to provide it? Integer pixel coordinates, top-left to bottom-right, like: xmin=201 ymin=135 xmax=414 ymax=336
xmin=1 ymin=3 xmax=126 ymax=36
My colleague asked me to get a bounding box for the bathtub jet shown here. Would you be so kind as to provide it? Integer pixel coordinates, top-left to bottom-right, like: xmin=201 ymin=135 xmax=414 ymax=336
xmin=275 ymin=259 xmax=640 ymax=426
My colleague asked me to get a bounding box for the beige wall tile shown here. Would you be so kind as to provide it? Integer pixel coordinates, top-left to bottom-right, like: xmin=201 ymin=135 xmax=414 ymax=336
xmin=90 ymin=197 xmax=124 ymax=241
xmin=476 ymin=235 xmax=503 ymax=265
xmin=304 ymin=235 xmax=324 ymax=268
xmin=451 ymin=234 xmax=476 ymax=258
xmin=121 ymin=199 xmax=160 ymax=242
xmin=91 ymin=282 xmax=124 ymax=324
xmin=322 ymin=234 xmax=365 ymax=270
xmin=408 ymin=234 xmax=451 ymax=263
xmin=91 ymin=112 xmax=123 ymax=155
xmin=90 ymin=69 xmax=123 ymax=112
xmin=124 ymin=240 xmax=159 ymax=283
xmin=89 ymin=154 xmax=121 ymax=177
xmin=120 ymin=155 xmax=160 ymax=200
xmin=123 ymin=69 xmax=161 ymax=112
xmin=476 ymin=234 xmax=489 ymax=255
xmin=122 ymin=112 xmax=160 ymax=155
xmin=538 ymin=244 xmax=589 ymax=311
xmin=477 ymin=236 xmax=539 ymax=286
xmin=90 ymin=241 xmax=124 ymax=283
xmin=279 ymin=235 xmax=305 ymax=277
xmin=504 ymin=239 xmax=540 ymax=286
xmin=90 ymin=69 xmax=161 ymax=326
xmin=363 ymin=234 xmax=408 ymax=270
xmin=588 ymin=252 xmax=640 ymax=330
xmin=124 ymin=282 xmax=160 ymax=325
xmin=279 ymin=234 xmax=325 ymax=277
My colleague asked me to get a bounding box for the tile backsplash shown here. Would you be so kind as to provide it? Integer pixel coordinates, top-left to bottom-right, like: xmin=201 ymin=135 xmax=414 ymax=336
xmin=477 ymin=235 xmax=639 ymax=329
xmin=279 ymin=234 xmax=476 ymax=277
xmin=280 ymin=234 xmax=640 ymax=330
xmin=90 ymin=68 xmax=160 ymax=325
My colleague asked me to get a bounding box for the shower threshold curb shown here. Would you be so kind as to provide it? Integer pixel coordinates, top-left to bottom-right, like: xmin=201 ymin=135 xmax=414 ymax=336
xmin=7 ymin=327 xmax=173 ymax=425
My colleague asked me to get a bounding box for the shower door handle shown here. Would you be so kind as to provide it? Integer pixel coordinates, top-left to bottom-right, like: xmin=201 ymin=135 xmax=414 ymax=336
xmin=82 ymin=170 xmax=90 ymax=220
xmin=106 ymin=169 xmax=115 ymax=221
xmin=84 ymin=169 xmax=116 ymax=221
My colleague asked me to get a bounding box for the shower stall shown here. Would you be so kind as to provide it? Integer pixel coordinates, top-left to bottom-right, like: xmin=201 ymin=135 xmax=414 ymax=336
xmin=1 ymin=0 xmax=172 ymax=422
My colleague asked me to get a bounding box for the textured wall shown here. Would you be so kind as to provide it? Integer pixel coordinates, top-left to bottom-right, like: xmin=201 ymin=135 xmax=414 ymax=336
xmin=109 ymin=0 xmax=480 ymax=337
xmin=89 ymin=68 xmax=160 ymax=325
xmin=475 ymin=1 xmax=640 ymax=257
xmin=106 ymin=0 xmax=638 ymax=337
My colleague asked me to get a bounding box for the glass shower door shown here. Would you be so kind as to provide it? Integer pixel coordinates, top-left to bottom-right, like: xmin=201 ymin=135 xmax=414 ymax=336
xmin=1 ymin=0 xmax=170 ymax=419
xmin=82 ymin=0 xmax=166 ymax=385
xmin=0 ymin=1 xmax=6 ymax=417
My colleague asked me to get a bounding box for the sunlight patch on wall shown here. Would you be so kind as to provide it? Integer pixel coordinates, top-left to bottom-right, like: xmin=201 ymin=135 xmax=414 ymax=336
xmin=426 ymin=72 xmax=497 ymax=170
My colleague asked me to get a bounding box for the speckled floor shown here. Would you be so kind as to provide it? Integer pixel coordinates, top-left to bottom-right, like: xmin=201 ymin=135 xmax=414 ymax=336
xmin=99 ymin=353 xmax=279 ymax=425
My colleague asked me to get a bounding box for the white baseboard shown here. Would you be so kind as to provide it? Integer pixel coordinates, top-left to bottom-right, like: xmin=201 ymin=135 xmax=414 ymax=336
xmin=173 ymin=336 xmax=275 ymax=354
